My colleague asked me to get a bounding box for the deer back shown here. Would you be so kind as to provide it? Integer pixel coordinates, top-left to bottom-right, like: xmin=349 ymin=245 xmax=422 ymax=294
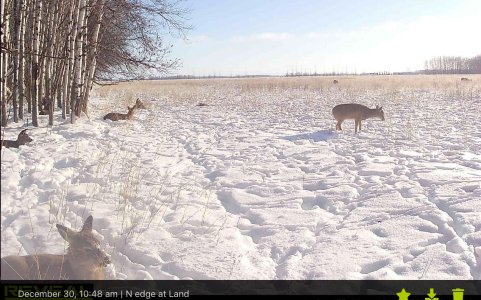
xmin=332 ymin=103 xmax=384 ymax=121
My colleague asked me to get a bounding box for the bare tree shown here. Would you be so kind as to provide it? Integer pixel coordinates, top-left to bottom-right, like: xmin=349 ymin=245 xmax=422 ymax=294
xmin=95 ymin=0 xmax=191 ymax=80
xmin=1 ymin=0 xmax=190 ymax=127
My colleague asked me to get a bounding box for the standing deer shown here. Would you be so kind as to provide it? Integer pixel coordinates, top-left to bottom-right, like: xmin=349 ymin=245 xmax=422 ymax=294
xmin=332 ymin=103 xmax=384 ymax=133
xmin=103 ymin=106 xmax=135 ymax=121
xmin=133 ymin=98 xmax=146 ymax=109
xmin=1 ymin=129 xmax=33 ymax=148
xmin=1 ymin=216 xmax=111 ymax=280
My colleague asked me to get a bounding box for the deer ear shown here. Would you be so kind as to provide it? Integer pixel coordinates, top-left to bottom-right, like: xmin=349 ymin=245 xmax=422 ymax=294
xmin=81 ymin=216 xmax=93 ymax=232
xmin=57 ymin=224 xmax=77 ymax=241
xmin=20 ymin=129 xmax=28 ymax=135
xmin=379 ymin=106 xmax=383 ymax=110
xmin=376 ymin=105 xmax=380 ymax=109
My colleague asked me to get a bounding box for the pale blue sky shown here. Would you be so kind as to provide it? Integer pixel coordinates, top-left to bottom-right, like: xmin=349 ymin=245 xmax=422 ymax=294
xmin=170 ymin=0 xmax=481 ymax=75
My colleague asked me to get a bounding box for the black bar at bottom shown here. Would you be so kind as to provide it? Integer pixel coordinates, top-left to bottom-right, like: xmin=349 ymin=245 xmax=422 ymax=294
xmin=1 ymin=280 xmax=480 ymax=299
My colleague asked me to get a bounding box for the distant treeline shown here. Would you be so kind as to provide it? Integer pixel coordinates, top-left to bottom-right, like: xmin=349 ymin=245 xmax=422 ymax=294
xmin=153 ymin=74 xmax=276 ymax=80
xmin=156 ymin=55 xmax=481 ymax=81
xmin=423 ymin=54 xmax=481 ymax=74
xmin=156 ymin=71 xmax=413 ymax=80
xmin=284 ymin=71 xmax=406 ymax=77
xmin=285 ymin=71 xmax=359 ymax=77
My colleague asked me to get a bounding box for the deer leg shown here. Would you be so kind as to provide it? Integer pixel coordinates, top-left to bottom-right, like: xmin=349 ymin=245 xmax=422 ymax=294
xmin=336 ymin=120 xmax=342 ymax=131
xmin=355 ymin=120 xmax=359 ymax=133
xmin=358 ymin=120 xmax=362 ymax=132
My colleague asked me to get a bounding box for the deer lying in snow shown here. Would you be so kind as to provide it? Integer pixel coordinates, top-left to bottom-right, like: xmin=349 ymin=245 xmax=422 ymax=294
xmin=332 ymin=103 xmax=385 ymax=133
xmin=1 ymin=216 xmax=110 ymax=280
xmin=1 ymin=129 xmax=33 ymax=148
xmin=103 ymin=105 xmax=135 ymax=121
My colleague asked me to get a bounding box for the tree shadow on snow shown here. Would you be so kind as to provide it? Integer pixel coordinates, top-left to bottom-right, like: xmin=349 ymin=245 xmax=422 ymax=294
xmin=283 ymin=130 xmax=337 ymax=142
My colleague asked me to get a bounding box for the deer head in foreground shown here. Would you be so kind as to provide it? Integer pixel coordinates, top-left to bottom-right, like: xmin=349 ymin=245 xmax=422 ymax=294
xmin=332 ymin=103 xmax=384 ymax=133
xmin=1 ymin=129 xmax=33 ymax=148
xmin=133 ymin=98 xmax=147 ymax=109
xmin=103 ymin=105 xmax=135 ymax=121
xmin=1 ymin=216 xmax=111 ymax=280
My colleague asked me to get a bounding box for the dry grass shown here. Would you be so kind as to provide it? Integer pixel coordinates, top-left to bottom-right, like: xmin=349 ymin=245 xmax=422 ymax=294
xmin=94 ymin=75 xmax=481 ymax=106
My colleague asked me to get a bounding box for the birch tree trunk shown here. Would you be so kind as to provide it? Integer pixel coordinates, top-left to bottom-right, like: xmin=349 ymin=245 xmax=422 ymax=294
xmin=31 ymin=0 xmax=42 ymax=127
xmin=62 ymin=1 xmax=75 ymax=120
xmin=11 ymin=0 xmax=20 ymax=123
xmin=17 ymin=0 xmax=25 ymax=120
xmin=36 ymin=0 xmax=48 ymax=117
xmin=70 ymin=0 xmax=87 ymax=124
xmin=1 ymin=0 xmax=10 ymax=126
xmin=43 ymin=1 xmax=55 ymax=125
xmin=81 ymin=0 xmax=106 ymax=116
xmin=78 ymin=4 xmax=89 ymax=117
xmin=25 ymin=0 xmax=34 ymax=114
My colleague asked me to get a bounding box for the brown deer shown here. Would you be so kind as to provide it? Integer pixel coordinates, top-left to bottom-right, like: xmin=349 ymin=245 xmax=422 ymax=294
xmin=1 ymin=129 xmax=33 ymax=148
xmin=333 ymin=79 xmax=339 ymax=84
xmin=1 ymin=216 xmax=111 ymax=280
xmin=332 ymin=103 xmax=384 ymax=133
xmin=133 ymin=98 xmax=146 ymax=109
xmin=103 ymin=106 xmax=135 ymax=121
xmin=461 ymin=77 xmax=471 ymax=81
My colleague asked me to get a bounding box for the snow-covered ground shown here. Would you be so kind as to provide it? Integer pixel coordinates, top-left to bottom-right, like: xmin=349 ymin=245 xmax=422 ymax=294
xmin=1 ymin=76 xmax=480 ymax=279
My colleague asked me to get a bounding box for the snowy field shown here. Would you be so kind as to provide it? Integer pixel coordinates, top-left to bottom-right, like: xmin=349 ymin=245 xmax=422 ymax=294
xmin=1 ymin=75 xmax=480 ymax=279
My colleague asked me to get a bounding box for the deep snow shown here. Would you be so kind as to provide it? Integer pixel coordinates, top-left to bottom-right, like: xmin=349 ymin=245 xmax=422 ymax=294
xmin=1 ymin=77 xmax=480 ymax=279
